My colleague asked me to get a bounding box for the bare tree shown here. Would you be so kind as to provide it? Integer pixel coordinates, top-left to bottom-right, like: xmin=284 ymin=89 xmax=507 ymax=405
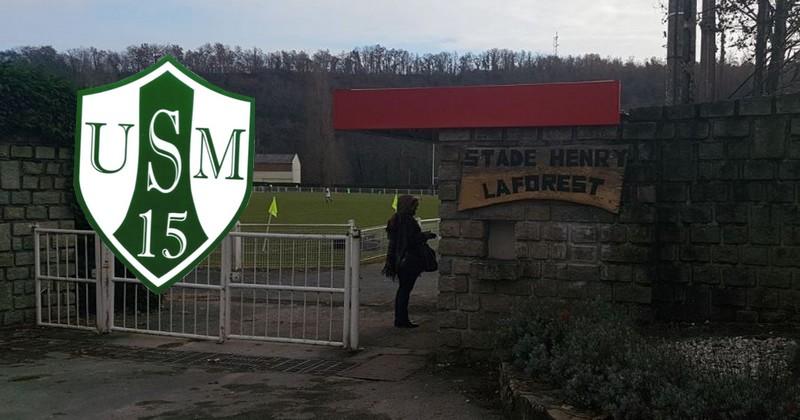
xmin=715 ymin=0 xmax=800 ymax=96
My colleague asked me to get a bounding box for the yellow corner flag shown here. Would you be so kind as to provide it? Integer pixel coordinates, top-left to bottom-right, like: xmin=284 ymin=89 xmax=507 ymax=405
xmin=268 ymin=196 xmax=279 ymax=218
xmin=391 ymin=193 xmax=398 ymax=211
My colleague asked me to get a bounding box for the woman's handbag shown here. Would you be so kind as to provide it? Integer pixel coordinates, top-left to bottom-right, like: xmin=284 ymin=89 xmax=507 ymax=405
xmin=419 ymin=242 xmax=438 ymax=272
xmin=399 ymin=243 xmax=438 ymax=273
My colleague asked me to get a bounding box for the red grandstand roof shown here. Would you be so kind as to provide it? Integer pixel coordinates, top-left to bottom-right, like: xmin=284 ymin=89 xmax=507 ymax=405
xmin=333 ymin=81 xmax=620 ymax=130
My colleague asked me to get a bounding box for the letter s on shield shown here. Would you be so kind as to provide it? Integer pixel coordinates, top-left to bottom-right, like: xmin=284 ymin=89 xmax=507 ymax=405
xmin=74 ymin=56 xmax=254 ymax=293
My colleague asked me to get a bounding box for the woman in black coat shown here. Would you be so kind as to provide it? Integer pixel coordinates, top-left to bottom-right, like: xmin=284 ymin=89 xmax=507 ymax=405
xmin=382 ymin=195 xmax=436 ymax=328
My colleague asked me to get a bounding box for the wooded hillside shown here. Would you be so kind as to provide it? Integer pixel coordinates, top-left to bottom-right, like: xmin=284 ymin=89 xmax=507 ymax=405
xmin=1 ymin=44 xmax=761 ymax=186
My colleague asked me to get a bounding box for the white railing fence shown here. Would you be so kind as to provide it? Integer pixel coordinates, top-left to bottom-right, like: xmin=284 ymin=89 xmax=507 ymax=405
xmin=360 ymin=218 xmax=440 ymax=263
xmin=33 ymin=219 xmax=437 ymax=347
xmin=239 ymin=219 xmax=440 ymax=264
xmin=237 ymin=223 xmax=350 ymax=235
xmin=252 ymin=185 xmax=438 ymax=196
xmin=33 ymin=223 xmax=364 ymax=350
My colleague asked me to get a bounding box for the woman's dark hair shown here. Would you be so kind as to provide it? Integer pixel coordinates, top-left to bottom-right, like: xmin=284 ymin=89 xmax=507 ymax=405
xmin=386 ymin=195 xmax=418 ymax=231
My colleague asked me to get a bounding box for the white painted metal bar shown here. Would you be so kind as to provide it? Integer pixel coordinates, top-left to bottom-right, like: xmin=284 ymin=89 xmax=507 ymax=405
xmin=34 ymin=228 xmax=95 ymax=234
xmin=38 ymin=321 xmax=96 ymax=332
xmin=343 ymin=222 xmax=352 ymax=349
xmin=56 ymin=234 xmax=61 ymax=325
xmin=419 ymin=218 xmax=442 ymax=224
xmin=276 ymin=238 xmax=282 ymax=337
xmin=328 ymin=239 xmax=334 ymax=342
xmin=289 ymin=240 xmax=295 ymax=339
xmin=220 ymin=235 xmax=231 ymax=342
xmin=250 ymin=186 xmax=437 ymax=196
xmin=96 ymin=241 xmax=108 ymax=333
xmin=225 ymin=334 xmax=343 ymax=347
xmin=134 ymin=282 xmax=139 ymax=330
xmin=45 ymin=232 xmax=50 ymax=325
xmin=360 ymin=226 xmax=385 ymax=233
xmin=227 ymin=282 xmax=344 ymax=294
xmin=110 ymin=276 xmax=222 ymax=290
xmin=302 ymin=240 xmax=309 ymax=339
xmin=112 ymin=326 xmax=220 ymax=341
xmin=83 ymin=235 xmax=89 ymax=327
xmin=234 ymin=222 xmax=242 ymax=270
xmin=350 ymin=224 xmax=361 ymax=350
xmin=238 ymin=223 xmax=350 ymax=228
xmin=231 ymin=231 xmax=348 ymax=240
xmin=102 ymin=244 xmax=114 ymax=333
xmin=315 ymin=240 xmax=321 ymax=340
xmin=34 ymin=227 xmax=41 ymax=326
xmin=38 ymin=275 xmax=96 ymax=284
xmin=65 ymin=235 xmax=71 ymax=327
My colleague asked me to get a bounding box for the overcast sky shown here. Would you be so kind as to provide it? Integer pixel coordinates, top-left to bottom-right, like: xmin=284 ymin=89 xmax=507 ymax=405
xmin=0 ymin=0 xmax=667 ymax=60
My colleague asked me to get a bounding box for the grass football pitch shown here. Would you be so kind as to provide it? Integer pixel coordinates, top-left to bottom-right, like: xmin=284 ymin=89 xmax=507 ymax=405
xmin=240 ymin=191 xmax=440 ymax=228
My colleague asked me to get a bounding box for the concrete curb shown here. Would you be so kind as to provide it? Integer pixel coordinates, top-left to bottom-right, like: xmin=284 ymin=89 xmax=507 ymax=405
xmin=498 ymin=362 xmax=601 ymax=420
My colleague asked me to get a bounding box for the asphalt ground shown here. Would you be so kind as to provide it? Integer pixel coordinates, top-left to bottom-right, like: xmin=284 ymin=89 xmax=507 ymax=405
xmin=0 ymin=264 xmax=503 ymax=420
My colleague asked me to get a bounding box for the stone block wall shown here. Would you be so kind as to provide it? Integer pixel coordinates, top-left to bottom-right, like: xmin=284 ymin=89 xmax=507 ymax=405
xmin=437 ymin=94 xmax=800 ymax=352
xmin=0 ymin=139 xmax=77 ymax=325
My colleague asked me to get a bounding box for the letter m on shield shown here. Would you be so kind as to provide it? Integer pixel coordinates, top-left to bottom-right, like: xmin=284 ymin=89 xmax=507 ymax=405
xmin=74 ymin=56 xmax=255 ymax=294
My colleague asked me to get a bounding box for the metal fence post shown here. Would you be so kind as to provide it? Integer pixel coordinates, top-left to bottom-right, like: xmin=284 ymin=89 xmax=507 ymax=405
xmin=219 ymin=235 xmax=232 ymax=343
xmin=96 ymin=241 xmax=112 ymax=333
xmin=342 ymin=221 xmax=352 ymax=349
xmin=234 ymin=222 xmax=242 ymax=271
xmin=33 ymin=226 xmax=41 ymax=326
xmin=95 ymin=237 xmax=103 ymax=332
xmin=349 ymin=221 xmax=361 ymax=351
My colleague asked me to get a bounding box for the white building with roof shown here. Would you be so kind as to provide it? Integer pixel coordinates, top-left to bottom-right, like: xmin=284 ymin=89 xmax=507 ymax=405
xmin=253 ymin=154 xmax=301 ymax=184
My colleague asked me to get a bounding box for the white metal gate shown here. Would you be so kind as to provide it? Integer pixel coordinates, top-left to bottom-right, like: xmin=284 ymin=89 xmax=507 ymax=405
xmin=107 ymin=246 xmax=225 ymax=341
xmin=34 ymin=225 xmax=361 ymax=350
xmin=227 ymin=228 xmax=359 ymax=348
xmin=34 ymin=228 xmax=103 ymax=331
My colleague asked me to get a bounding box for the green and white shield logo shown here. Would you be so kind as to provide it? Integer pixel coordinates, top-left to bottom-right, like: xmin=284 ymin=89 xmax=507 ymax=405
xmin=74 ymin=56 xmax=254 ymax=294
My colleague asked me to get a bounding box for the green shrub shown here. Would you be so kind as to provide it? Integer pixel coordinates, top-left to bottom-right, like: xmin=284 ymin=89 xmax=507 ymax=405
xmin=0 ymin=63 xmax=76 ymax=142
xmin=495 ymin=299 xmax=567 ymax=378
xmin=495 ymin=299 xmax=800 ymax=419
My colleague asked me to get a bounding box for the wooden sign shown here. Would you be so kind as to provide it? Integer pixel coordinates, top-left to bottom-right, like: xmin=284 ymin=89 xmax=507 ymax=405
xmin=458 ymin=146 xmax=628 ymax=213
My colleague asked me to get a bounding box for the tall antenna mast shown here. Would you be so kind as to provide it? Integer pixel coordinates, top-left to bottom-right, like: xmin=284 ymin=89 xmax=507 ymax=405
xmin=553 ymin=32 xmax=560 ymax=56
